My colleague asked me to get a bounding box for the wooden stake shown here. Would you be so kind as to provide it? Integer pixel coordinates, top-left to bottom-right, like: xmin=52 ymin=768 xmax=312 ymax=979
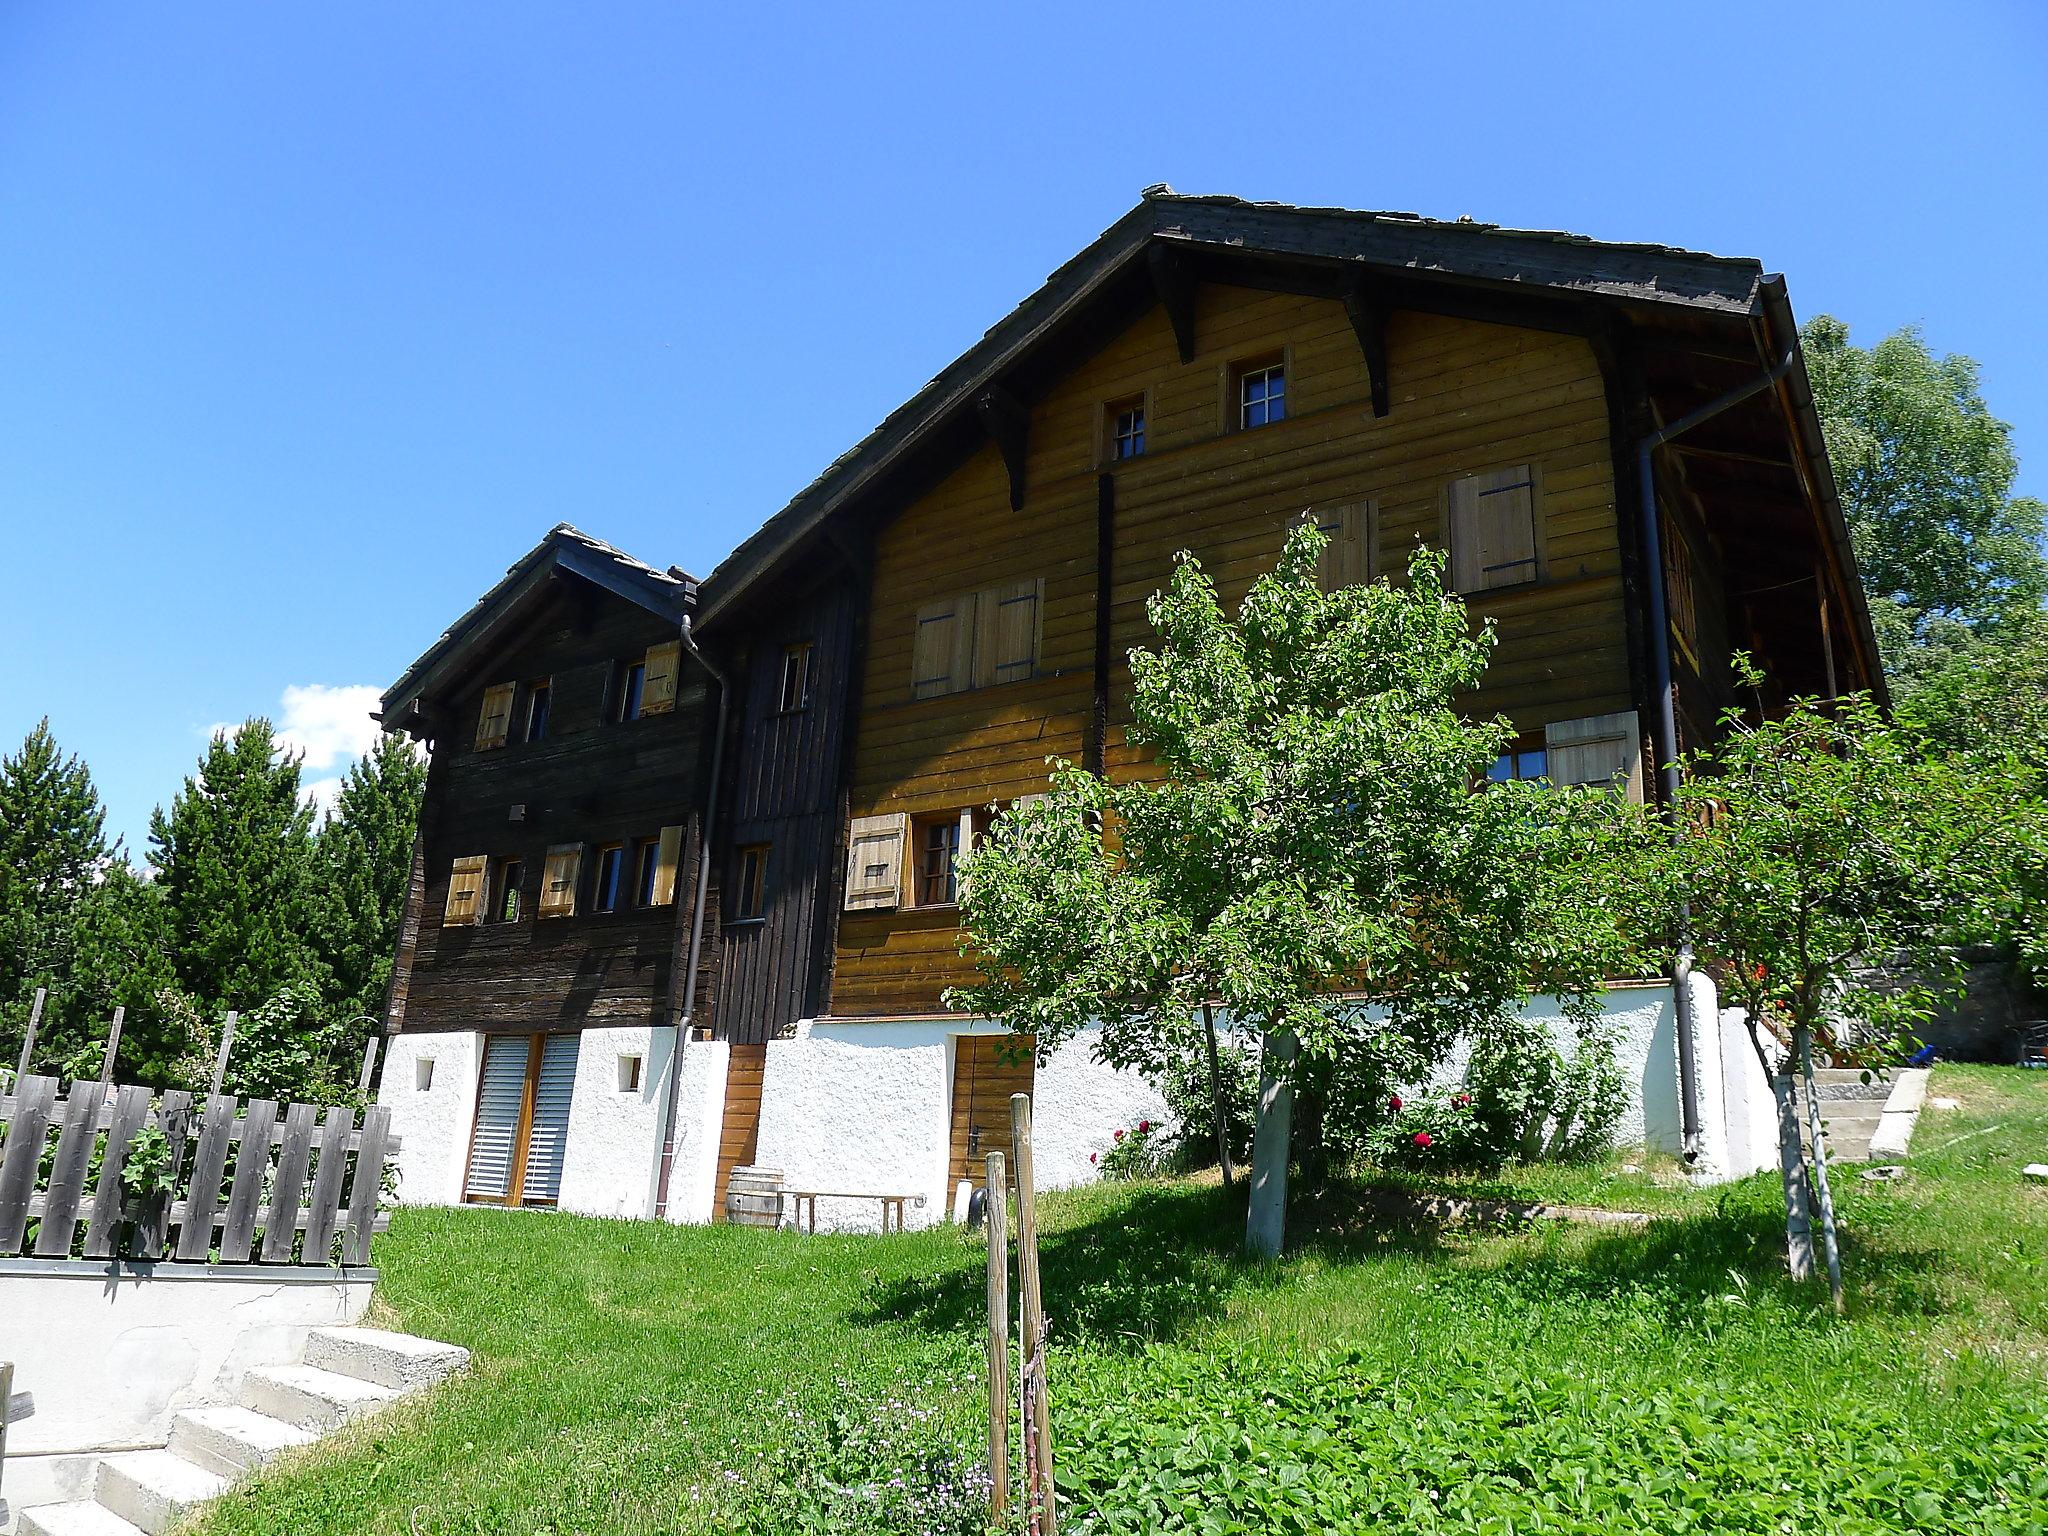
xmin=209 ymin=1011 xmax=239 ymax=1098
xmin=985 ymin=1150 xmax=1011 ymax=1523
xmin=1010 ymin=1092 xmax=1057 ymax=1536
xmin=1201 ymin=1002 xmax=1236 ymax=1187
xmin=15 ymin=988 xmax=44 ymax=1083
xmin=97 ymin=1006 xmax=125 ymax=1088
xmin=356 ymin=1035 xmax=380 ymax=1099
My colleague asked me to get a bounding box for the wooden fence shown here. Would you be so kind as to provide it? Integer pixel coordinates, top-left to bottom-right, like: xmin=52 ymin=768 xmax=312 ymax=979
xmin=0 ymin=1075 xmax=398 ymax=1267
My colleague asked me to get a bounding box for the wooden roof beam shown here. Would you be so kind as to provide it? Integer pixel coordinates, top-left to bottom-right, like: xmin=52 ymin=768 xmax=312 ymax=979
xmin=1342 ymin=281 xmax=1391 ymax=418
xmin=975 ymin=382 xmax=1030 ymax=512
xmin=1146 ymin=242 xmax=1198 ymax=364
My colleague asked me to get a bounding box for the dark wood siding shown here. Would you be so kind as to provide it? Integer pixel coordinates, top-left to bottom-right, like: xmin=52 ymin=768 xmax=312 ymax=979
xmin=712 ymin=576 xmax=859 ymax=1042
xmin=399 ymin=577 xmax=713 ymax=1037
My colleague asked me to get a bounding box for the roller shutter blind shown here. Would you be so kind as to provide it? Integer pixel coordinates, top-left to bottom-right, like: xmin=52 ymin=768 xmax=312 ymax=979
xmin=464 ymin=1035 xmax=529 ymax=1202
xmin=475 ymin=682 xmax=516 ymax=751
xmin=519 ymin=1035 xmax=579 ymax=1205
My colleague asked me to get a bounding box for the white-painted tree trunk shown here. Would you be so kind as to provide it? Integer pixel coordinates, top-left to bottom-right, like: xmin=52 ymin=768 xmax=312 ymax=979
xmin=1796 ymin=1022 xmax=1846 ymax=1313
xmin=1245 ymin=1027 xmax=1297 ymax=1260
xmin=1751 ymin=1015 xmax=1816 ymax=1283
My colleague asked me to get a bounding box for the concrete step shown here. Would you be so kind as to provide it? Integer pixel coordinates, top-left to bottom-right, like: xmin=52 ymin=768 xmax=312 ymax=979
xmin=168 ymin=1403 xmax=318 ymax=1479
xmin=240 ymin=1362 xmax=399 ymax=1431
xmin=304 ymin=1327 xmax=471 ymax=1392
xmin=92 ymin=1450 xmax=228 ymax=1536
xmin=16 ymin=1501 xmax=148 ymax=1536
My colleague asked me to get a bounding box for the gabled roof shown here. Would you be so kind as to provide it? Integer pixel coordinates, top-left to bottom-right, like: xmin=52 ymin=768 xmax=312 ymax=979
xmin=380 ymin=524 xmax=695 ymax=729
xmin=696 ymin=189 xmax=1777 ymax=626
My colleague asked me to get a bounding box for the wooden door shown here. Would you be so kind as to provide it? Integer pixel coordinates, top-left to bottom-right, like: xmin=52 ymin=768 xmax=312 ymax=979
xmin=713 ymin=1044 xmax=767 ymax=1221
xmin=464 ymin=1033 xmax=580 ymax=1207
xmin=948 ymin=1034 xmax=1034 ymax=1193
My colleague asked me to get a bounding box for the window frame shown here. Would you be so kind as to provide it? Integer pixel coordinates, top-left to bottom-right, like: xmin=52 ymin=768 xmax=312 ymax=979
xmin=1103 ymin=392 xmax=1148 ymax=463
xmin=733 ymin=843 xmax=770 ymax=922
xmin=591 ymin=842 xmax=627 ymax=913
xmin=616 ymin=661 xmax=647 ymax=723
xmin=778 ymin=641 xmax=814 ymax=714
xmin=522 ymin=678 xmax=551 ymax=743
xmin=632 ymin=837 xmax=663 ymax=909
xmin=495 ymin=857 xmax=525 ymax=923
xmin=1232 ymin=351 xmax=1289 ymax=431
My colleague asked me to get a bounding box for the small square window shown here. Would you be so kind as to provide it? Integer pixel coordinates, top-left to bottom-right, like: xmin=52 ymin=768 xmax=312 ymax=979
xmin=592 ymin=843 xmax=626 ymax=912
xmin=414 ymin=1057 xmax=436 ymax=1092
xmin=1107 ymin=396 xmax=1146 ymax=460
xmin=633 ymin=837 xmax=663 ymax=908
xmin=1238 ymin=358 xmax=1287 ymax=430
xmin=523 ymin=680 xmax=551 ymax=743
xmin=779 ymin=642 xmax=813 ymax=713
xmin=617 ymin=1054 xmax=643 ymax=1093
xmin=496 ymin=858 xmax=524 ymax=922
xmin=616 ymin=662 xmax=647 ymax=722
xmin=734 ymin=844 xmax=769 ymax=921
xmin=1487 ymin=746 xmax=1550 ymax=785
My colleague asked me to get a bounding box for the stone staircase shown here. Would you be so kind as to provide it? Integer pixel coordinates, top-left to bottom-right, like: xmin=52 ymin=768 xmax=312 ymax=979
xmin=1797 ymin=1067 xmax=1929 ymax=1163
xmin=17 ymin=1329 xmax=468 ymax=1536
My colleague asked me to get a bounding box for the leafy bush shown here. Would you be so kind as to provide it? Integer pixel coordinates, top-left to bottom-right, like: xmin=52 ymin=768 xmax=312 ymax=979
xmin=1095 ymin=1119 xmax=1170 ymax=1181
xmin=1157 ymin=1035 xmax=1259 ymax=1171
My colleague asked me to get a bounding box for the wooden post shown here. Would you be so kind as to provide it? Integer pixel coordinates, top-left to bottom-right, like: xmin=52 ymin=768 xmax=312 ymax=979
xmin=97 ymin=1006 xmax=125 ymax=1088
xmin=985 ymin=1150 xmax=1011 ymax=1524
xmin=209 ymin=1011 xmax=239 ymax=1097
xmin=15 ymin=988 xmax=44 ymax=1083
xmin=1201 ymin=1002 xmax=1236 ymax=1188
xmin=1010 ymin=1092 xmax=1057 ymax=1536
xmin=356 ymin=1036 xmax=380 ymax=1099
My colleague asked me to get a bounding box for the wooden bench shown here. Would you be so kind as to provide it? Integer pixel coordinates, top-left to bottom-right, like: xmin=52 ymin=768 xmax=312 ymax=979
xmin=785 ymin=1189 xmax=927 ymax=1234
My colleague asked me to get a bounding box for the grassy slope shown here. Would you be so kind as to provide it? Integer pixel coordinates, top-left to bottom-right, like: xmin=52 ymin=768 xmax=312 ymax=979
xmin=190 ymin=1065 xmax=2048 ymax=1535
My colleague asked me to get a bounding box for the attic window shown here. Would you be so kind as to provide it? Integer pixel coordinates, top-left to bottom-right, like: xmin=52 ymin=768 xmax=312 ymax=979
xmin=1238 ymin=358 xmax=1286 ymax=429
xmin=1107 ymin=397 xmax=1146 ymax=460
xmin=779 ymin=642 xmax=813 ymax=713
xmin=617 ymin=662 xmax=647 ymax=722
xmin=523 ymin=679 xmax=551 ymax=743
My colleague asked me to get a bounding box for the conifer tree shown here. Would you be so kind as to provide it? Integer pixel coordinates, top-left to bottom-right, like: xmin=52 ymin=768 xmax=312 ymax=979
xmin=316 ymin=730 xmax=427 ymax=1025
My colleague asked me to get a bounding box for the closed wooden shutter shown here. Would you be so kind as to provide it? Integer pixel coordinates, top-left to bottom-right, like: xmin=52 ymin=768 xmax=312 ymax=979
xmin=844 ymin=812 xmax=908 ymax=910
xmin=1546 ymin=710 xmax=1644 ymax=801
xmin=649 ymin=824 xmax=683 ymax=906
xmin=1448 ymin=467 xmax=1538 ymax=592
xmin=539 ymin=843 xmax=583 ymax=918
xmin=474 ymin=682 xmax=516 ymax=751
xmin=519 ymin=1035 xmax=579 ymax=1204
xmin=973 ymin=578 xmax=1043 ymax=688
xmin=443 ymin=854 xmax=489 ymax=926
xmin=464 ymin=1035 xmax=529 ymax=1202
xmin=641 ymin=640 xmax=682 ymax=715
xmin=912 ymin=594 xmax=976 ymax=700
xmin=1308 ymin=502 xmax=1374 ymax=591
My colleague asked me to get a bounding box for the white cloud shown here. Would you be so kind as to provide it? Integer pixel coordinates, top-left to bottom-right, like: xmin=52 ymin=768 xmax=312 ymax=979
xmin=275 ymin=684 xmax=382 ymax=771
xmin=302 ymin=774 xmax=346 ymax=821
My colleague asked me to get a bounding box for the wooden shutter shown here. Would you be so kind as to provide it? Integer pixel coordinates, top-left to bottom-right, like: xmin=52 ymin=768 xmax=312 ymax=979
xmin=641 ymin=640 xmax=682 ymax=716
xmin=1448 ymin=467 xmax=1538 ymax=592
xmin=539 ymin=843 xmax=583 ymax=918
xmin=843 ymin=812 xmax=908 ymax=910
xmin=1546 ymin=710 xmax=1644 ymax=801
xmin=973 ymin=578 xmax=1043 ymax=688
xmin=649 ymin=824 xmax=683 ymax=907
xmin=474 ymin=682 xmax=516 ymax=751
xmin=443 ymin=854 xmax=488 ymax=926
xmin=1308 ymin=503 xmax=1374 ymax=591
xmin=518 ymin=1035 xmax=579 ymax=1205
xmin=912 ymin=594 xmax=978 ymax=700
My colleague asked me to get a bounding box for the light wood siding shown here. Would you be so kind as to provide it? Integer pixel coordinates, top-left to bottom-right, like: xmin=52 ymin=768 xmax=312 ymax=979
xmin=948 ymin=1034 xmax=1035 ymax=1194
xmin=713 ymin=1043 xmax=767 ymax=1221
xmin=834 ymin=285 xmax=1629 ymax=1017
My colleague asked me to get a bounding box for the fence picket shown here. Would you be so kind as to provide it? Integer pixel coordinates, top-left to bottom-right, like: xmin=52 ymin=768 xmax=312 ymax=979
xmin=0 ymin=1075 xmax=57 ymax=1251
xmin=219 ymin=1099 xmax=278 ymax=1262
xmin=302 ymin=1106 xmax=355 ymax=1264
xmin=138 ymin=1091 xmax=196 ymax=1258
xmin=262 ymin=1103 xmax=318 ymax=1263
xmin=83 ymin=1085 xmax=151 ymax=1259
xmin=33 ymin=1084 xmax=102 ymax=1257
xmin=342 ymin=1105 xmax=390 ymax=1265
xmin=174 ymin=1093 xmax=237 ymax=1260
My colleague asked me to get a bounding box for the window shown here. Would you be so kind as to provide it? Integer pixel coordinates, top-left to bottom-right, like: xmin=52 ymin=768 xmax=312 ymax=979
xmin=523 ymin=680 xmax=551 ymax=743
xmin=734 ymin=844 xmax=769 ymax=921
xmin=1488 ymin=745 xmax=1550 ymax=785
xmin=617 ymin=1054 xmax=643 ymax=1093
xmin=474 ymin=682 xmax=516 ymax=752
xmin=633 ymin=837 xmax=663 ymax=908
xmin=1446 ymin=465 xmax=1539 ymax=593
xmin=1238 ymin=358 xmax=1287 ymax=429
xmin=592 ymin=843 xmax=626 ymax=913
xmin=496 ymin=858 xmax=525 ymax=922
xmin=913 ymin=814 xmax=963 ymax=908
xmin=1107 ymin=396 xmax=1146 ymax=460
xmin=616 ymin=662 xmax=647 ymax=722
xmin=910 ymin=578 xmax=1044 ymax=699
xmin=779 ymin=642 xmax=813 ymax=713
xmin=414 ymin=1057 xmax=436 ymax=1092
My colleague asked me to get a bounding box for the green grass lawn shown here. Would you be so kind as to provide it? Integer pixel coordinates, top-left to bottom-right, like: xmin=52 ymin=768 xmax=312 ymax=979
xmin=190 ymin=1065 xmax=2048 ymax=1535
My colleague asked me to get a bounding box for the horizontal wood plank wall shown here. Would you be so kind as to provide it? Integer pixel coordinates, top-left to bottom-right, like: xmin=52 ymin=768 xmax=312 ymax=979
xmin=948 ymin=1035 xmax=1034 ymax=1194
xmin=405 ymin=583 xmax=711 ymax=1036
xmin=716 ymin=580 xmax=857 ymax=1041
xmin=834 ymin=284 xmax=1628 ymax=1016
xmin=712 ymin=1043 xmax=767 ymax=1221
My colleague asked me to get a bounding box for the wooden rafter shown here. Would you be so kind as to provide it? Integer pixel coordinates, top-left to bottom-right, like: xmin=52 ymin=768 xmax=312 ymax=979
xmin=975 ymin=383 xmax=1030 ymax=512
xmin=1145 ymin=243 xmax=1197 ymax=364
xmin=1342 ymin=281 xmax=1391 ymax=418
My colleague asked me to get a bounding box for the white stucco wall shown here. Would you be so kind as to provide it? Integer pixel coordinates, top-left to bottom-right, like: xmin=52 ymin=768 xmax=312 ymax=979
xmin=0 ymin=1261 xmax=372 ymax=1526
xmin=1024 ymin=1026 xmax=1174 ymax=1191
xmin=556 ymin=1025 xmax=665 ymax=1220
xmin=656 ymin=1038 xmax=728 ymax=1226
xmin=379 ymin=1030 xmax=478 ymax=1208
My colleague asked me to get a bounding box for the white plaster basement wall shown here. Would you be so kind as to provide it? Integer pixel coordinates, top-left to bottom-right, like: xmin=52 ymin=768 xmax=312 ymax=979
xmin=0 ymin=1261 xmax=372 ymax=1529
xmin=748 ymin=1019 xmax=1171 ymax=1233
xmin=380 ymin=1030 xmax=478 ymax=1207
xmin=556 ymin=1025 xmax=665 ymax=1219
xmin=657 ymin=1038 xmax=728 ymax=1226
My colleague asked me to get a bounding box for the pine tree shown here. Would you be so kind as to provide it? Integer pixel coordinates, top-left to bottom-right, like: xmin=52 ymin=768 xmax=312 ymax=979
xmin=0 ymin=720 xmax=110 ymax=1011
xmin=316 ymin=731 xmax=427 ymax=1025
xmin=149 ymin=719 xmax=330 ymax=1016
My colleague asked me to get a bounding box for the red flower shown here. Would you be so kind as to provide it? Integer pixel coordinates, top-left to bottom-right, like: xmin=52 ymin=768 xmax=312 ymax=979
xmin=1113 ymin=1128 xmax=1125 ymax=1142
xmin=1388 ymin=1095 xmax=1404 ymax=1113
xmin=1752 ymin=962 xmax=1768 ymax=981
xmin=1412 ymin=1131 xmax=1433 ymax=1148
xmin=1138 ymin=1119 xmax=1153 ymax=1135
xmin=1454 ymin=1093 xmax=1472 ymax=1108
xmin=1090 ymin=1152 xmax=1098 ymax=1165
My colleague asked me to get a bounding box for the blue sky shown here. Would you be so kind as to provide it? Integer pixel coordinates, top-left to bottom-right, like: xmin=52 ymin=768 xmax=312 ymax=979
xmin=3 ymin=2 xmax=2043 ymax=855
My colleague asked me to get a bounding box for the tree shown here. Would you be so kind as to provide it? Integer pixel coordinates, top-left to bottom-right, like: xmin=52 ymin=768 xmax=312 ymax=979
xmin=149 ymin=719 xmax=330 ymax=1016
xmin=1803 ymin=316 xmax=2048 ymax=680
xmin=1653 ymin=670 xmax=2008 ymax=1310
xmin=315 ymin=731 xmax=427 ymax=1027
xmin=953 ymin=527 xmax=1640 ymax=1257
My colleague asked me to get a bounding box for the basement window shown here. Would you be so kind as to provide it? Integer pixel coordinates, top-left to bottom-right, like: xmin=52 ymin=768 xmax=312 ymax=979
xmin=617 ymin=1054 xmax=643 ymax=1093
xmin=415 ymin=1057 xmax=436 ymax=1092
